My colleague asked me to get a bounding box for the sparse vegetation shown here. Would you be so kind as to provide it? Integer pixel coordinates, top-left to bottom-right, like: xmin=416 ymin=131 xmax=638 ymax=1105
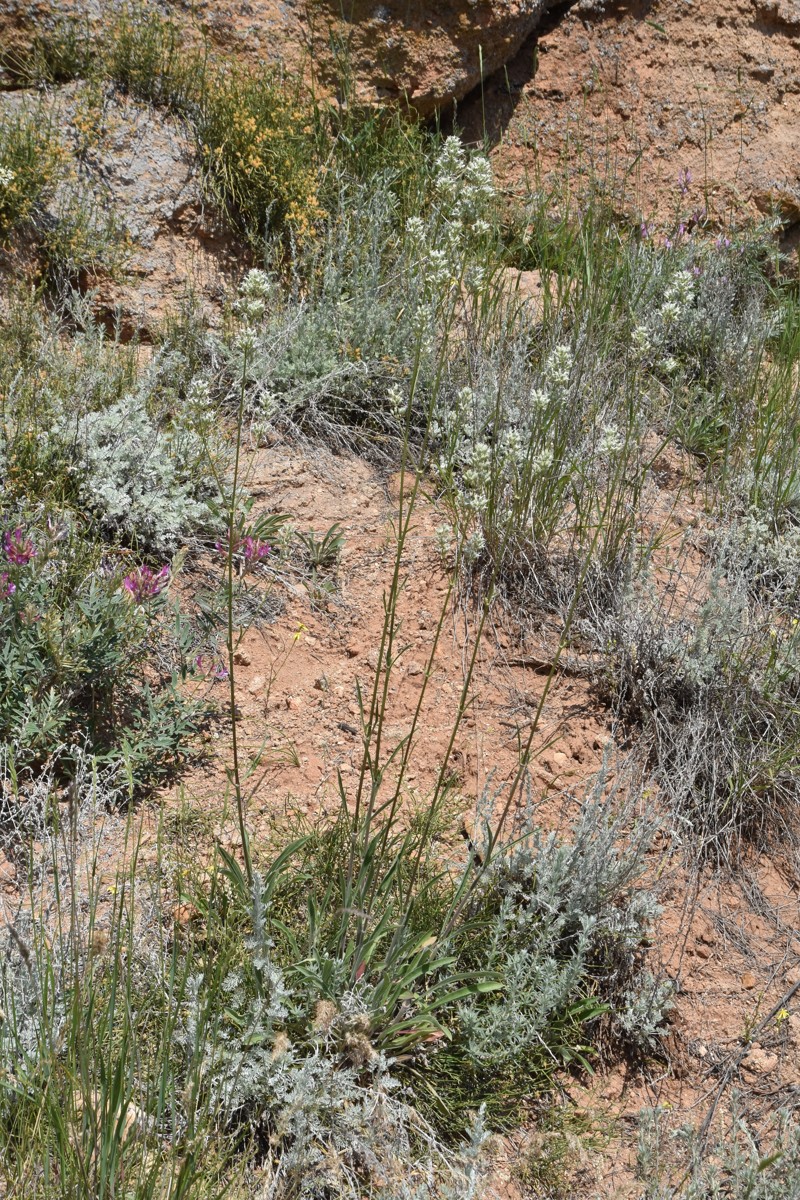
xmin=1 ymin=5 xmax=799 ymax=1197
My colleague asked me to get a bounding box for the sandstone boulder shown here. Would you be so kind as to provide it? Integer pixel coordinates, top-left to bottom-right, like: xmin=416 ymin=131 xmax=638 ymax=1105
xmin=305 ymin=0 xmax=553 ymax=113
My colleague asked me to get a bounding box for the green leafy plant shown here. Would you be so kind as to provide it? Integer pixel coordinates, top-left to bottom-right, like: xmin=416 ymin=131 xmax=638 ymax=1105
xmin=0 ymin=514 xmax=200 ymax=794
xmin=296 ymin=522 xmax=345 ymax=570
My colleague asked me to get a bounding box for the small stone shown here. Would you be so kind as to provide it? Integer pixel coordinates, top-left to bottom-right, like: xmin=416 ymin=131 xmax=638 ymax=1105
xmin=313 ymin=676 xmax=328 ymax=691
xmin=741 ymin=971 xmax=758 ymax=989
xmin=286 ymin=695 xmax=303 ymax=711
xmin=695 ymin=943 xmax=711 ymax=959
xmin=743 ymin=1047 xmax=779 ymax=1075
xmin=406 ymin=662 xmax=424 ymax=677
xmin=234 ymin=649 xmax=252 ymax=666
xmin=346 ymin=644 xmax=360 ymax=658
xmin=247 ymin=674 xmax=266 ymax=695
xmin=173 ymin=902 xmax=200 ymax=928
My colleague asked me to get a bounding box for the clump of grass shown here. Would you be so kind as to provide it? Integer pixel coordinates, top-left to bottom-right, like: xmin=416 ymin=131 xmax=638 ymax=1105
xmin=0 ymin=102 xmax=126 ymax=285
xmin=0 ymin=15 xmax=96 ymax=87
xmin=636 ymin=1101 xmax=800 ymax=1198
xmin=598 ymin=553 xmax=800 ymax=861
xmin=0 ymin=748 xmax=664 ymax=1196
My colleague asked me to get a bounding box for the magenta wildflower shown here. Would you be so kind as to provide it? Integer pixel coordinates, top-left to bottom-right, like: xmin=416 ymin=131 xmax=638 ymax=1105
xmin=122 ymin=564 xmax=170 ymax=603
xmin=212 ymin=662 xmax=229 ymax=681
xmin=0 ymin=573 xmax=15 ymax=599
xmin=241 ymin=536 xmax=270 ymax=563
xmin=3 ymin=528 xmax=36 ymax=566
xmin=678 ymin=167 xmax=692 ymax=195
xmin=715 ymin=234 xmax=731 ymax=250
xmin=640 ymin=221 xmax=651 ymax=240
xmin=216 ymin=533 xmax=271 ymax=565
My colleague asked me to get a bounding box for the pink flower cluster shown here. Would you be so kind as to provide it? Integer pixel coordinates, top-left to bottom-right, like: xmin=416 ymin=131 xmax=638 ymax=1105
xmin=3 ymin=527 xmax=36 ymax=566
xmin=122 ymin=564 xmax=170 ymax=603
xmin=0 ymin=573 xmax=15 ymax=599
xmin=216 ymin=533 xmax=271 ymax=564
xmin=194 ymin=654 xmax=229 ymax=681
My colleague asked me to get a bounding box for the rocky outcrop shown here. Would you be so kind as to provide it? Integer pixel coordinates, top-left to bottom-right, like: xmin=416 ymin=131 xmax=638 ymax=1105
xmin=305 ymin=0 xmax=554 ymax=113
xmin=0 ymin=83 xmax=240 ymax=335
xmin=459 ymin=0 xmax=800 ymax=269
xmin=1 ymin=0 xmax=560 ymax=116
xmin=170 ymin=0 xmax=558 ymax=114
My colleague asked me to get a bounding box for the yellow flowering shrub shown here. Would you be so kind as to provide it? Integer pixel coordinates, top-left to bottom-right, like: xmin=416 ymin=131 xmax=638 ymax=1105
xmin=0 ymin=111 xmax=63 ymax=242
xmin=196 ymin=68 xmax=324 ymax=245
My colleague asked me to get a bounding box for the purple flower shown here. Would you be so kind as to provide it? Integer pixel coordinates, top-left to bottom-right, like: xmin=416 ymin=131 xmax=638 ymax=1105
xmin=678 ymin=167 xmax=692 ymax=195
xmin=212 ymin=662 xmax=229 ymax=681
xmin=715 ymin=234 xmax=731 ymax=250
xmin=216 ymin=533 xmax=271 ymax=565
xmin=640 ymin=221 xmax=652 ymax=240
xmin=241 ymin=536 xmax=270 ymax=563
xmin=3 ymin=528 xmax=36 ymax=566
xmin=692 ymin=265 xmax=701 ymax=277
xmin=122 ymin=564 xmax=170 ymax=603
xmin=664 ymin=237 xmax=673 ymax=250
xmin=0 ymin=573 xmax=15 ymax=599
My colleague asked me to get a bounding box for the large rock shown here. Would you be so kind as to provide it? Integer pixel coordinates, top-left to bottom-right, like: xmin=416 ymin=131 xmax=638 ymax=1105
xmin=458 ymin=0 xmax=800 ymax=267
xmin=304 ymin=0 xmax=553 ymax=113
xmin=0 ymin=83 xmax=240 ymax=336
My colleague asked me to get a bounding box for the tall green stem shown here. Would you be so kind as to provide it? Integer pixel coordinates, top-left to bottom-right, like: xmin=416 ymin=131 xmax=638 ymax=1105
xmin=226 ymin=342 xmax=253 ymax=887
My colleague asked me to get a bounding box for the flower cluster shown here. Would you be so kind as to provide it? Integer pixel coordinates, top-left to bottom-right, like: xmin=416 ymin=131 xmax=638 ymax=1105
xmin=184 ymin=377 xmax=214 ymax=426
xmin=433 ymin=138 xmax=495 ymax=227
xmin=404 ymin=138 xmax=496 ymax=303
xmin=216 ymin=532 xmax=271 ymax=566
xmin=3 ymin=527 xmax=36 ymax=566
xmin=597 ymin=424 xmax=625 ymax=456
xmin=545 ymin=344 xmax=573 ymax=393
xmin=122 ymin=564 xmax=170 ymax=603
xmin=0 ymin=573 xmax=15 ymax=599
xmin=194 ymin=654 xmax=229 ymax=681
xmin=236 ymin=268 xmax=272 ymax=325
xmin=0 ymin=166 xmax=16 ymax=189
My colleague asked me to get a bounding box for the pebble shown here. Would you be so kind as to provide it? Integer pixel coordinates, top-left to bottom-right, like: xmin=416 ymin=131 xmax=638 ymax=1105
xmin=743 ymin=1047 xmax=779 ymax=1075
